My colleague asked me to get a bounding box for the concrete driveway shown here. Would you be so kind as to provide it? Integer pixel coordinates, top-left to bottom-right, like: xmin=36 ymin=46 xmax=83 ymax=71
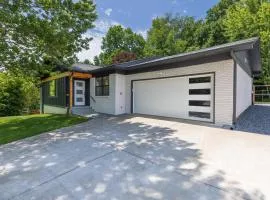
xmin=1 ymin=115 xmax=270 ymax=200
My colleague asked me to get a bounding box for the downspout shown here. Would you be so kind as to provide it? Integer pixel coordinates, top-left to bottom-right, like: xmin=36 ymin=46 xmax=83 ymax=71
xmin=230 ymin=51 xmax=237 ymax=125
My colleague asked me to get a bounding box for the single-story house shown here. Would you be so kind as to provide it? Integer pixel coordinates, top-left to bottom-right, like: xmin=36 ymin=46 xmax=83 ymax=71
xmin=40 ymin=37 xmax=261 ymax=126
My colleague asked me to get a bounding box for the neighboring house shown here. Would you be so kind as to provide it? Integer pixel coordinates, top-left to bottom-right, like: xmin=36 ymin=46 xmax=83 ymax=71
xmin=40 ymin=37 xmax=261 ymax=126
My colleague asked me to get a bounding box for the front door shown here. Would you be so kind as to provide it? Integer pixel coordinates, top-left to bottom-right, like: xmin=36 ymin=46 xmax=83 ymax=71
xmin=74 ymin=80 xmax=85 ymax=106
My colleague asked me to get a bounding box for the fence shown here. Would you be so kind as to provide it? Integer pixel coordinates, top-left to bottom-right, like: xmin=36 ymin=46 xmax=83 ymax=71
xmin=253 ymin=85 xmax=270 ymax=104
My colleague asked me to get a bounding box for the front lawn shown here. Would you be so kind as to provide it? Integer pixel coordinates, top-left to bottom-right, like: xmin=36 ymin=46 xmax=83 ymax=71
xmin=0 ymin=114 xmax=88 ymax=145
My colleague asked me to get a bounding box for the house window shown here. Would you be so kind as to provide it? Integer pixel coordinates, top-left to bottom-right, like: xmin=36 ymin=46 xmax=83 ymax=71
xmin=49 ymin=80 xmax=56 ymax=97
xmin=95 ymin=76 xmax=109 ymax=96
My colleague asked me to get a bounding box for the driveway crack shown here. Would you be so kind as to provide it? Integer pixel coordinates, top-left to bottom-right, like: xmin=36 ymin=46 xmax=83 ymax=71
xmin=122 ymin=149 xmax=157 ymax=165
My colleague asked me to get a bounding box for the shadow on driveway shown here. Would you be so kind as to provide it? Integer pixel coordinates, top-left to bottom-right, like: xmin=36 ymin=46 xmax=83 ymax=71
xmin=0 ymin=115 xmax=266 ymax=200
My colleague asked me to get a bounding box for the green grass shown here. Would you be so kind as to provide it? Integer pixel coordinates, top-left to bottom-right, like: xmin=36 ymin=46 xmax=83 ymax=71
xmin=0 ymin=114 xmax=88 ymax=145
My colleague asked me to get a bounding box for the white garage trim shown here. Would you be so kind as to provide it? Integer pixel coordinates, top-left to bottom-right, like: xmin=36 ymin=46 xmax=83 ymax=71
xmin=131 ymin=72 xmax=215 ymax=123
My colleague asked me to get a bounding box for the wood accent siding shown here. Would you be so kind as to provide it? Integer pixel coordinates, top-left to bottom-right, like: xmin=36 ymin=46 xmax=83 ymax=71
xmin=72 ymin=72 xmax=92 ymax=79
xmin=41 ymin=72 xmax=71 ymax=83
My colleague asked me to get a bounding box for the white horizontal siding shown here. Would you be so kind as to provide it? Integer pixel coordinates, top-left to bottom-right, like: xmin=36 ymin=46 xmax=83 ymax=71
xmin=236 ymin=64 xmax=252 ymax=118
xmin=125 ymin=59 xmax=234 ymax=125
xmin=90 ymin=74 xmax=116 ymax=115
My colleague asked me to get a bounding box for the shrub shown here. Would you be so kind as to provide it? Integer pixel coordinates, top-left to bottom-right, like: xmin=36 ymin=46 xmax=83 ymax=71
xmin=0 ymin=73 xmax=39 ymax=116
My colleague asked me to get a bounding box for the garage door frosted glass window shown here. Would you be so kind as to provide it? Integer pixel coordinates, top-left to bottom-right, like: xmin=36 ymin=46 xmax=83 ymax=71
xmin=188 ymin=74 xmax=213 ymax=122
xmin=132 ymin=73 xmax=214 ymax=122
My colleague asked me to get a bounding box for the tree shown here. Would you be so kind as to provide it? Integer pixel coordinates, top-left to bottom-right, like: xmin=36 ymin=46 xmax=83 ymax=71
xmin=0 ymin=0 xmax=97 ymax=76
xmin=223 ymin=0 xmax=270 ymax=81
xmin=0 ymin=72 xmax=39 ymax=116
xmin=144 ymin=17 xmax=171 ymax=56
xmin=83 ymin=59 xmax=91 ymax=64
xmin=203 ymin=0 xmax=240 ymax=47
xmin=93 ymin=56 xmax=101 ymax=66
xmin=83 ymin=59 xmax=94 ymax=65
xmin=97 ymin=25 xmax=145 ymax=65
xmin=112 ymin=51 xmax=137 ymax=64
xmin=144 ymin=15 xmax=203 ymax=57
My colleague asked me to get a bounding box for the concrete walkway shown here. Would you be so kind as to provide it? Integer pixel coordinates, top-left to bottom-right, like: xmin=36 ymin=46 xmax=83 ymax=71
xmin=1 ymin=115 xmax=270 ymax=200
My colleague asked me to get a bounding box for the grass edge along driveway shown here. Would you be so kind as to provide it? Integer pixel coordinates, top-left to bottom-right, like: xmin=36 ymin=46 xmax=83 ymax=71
xmin=0 ymin=114 xmax=88 ymax=145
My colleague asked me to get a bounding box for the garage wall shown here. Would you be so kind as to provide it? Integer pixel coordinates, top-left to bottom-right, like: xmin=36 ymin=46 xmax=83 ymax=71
xmin=236 ymin=63 xmax=252 ymax=118
xmin=125 ymin=59 xmax=234 ymax=125
xmin=115 ymin=74 xmax=126 ymax=115
xmin=90 ymin=74 xmax=116 ymax=115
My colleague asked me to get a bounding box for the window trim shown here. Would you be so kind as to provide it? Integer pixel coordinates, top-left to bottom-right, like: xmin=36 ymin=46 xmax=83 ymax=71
xmin=95 ymin=76 xmax=110 ymax=97
xmin=49 ymin=80 xmax=57 ymax=97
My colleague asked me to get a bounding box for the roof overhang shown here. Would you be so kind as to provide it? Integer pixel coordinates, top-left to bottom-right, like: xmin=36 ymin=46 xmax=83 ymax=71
xmin=41 ymin=72 xmax=92 ymax=83
xmin=90 ymin=37 xmax=261 ymax=76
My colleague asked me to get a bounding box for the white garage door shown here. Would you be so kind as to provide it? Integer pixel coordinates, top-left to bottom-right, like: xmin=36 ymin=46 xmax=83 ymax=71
xmin=132 ymin=73 xmax=214 ymax=122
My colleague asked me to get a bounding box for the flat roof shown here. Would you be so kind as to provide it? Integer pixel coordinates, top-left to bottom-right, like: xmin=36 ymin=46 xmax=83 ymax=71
xmin=89 ymin=37 xmax=261 ymax=75
xmin=71 ymin=63 xmax=102 ymax=72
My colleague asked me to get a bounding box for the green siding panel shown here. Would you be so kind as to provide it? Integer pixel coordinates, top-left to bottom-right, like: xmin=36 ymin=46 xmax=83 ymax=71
xmin=42 ymin=77 xmax=67 ymax=107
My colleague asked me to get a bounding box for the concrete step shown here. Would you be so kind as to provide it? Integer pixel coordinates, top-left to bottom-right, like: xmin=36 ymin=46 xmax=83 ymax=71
xmin=71 ymin=106 xmax=96 ymax=117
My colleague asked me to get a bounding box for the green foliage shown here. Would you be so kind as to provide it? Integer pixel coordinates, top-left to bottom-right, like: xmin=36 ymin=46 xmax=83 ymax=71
xmin=143 ymin=0 xmax=270 ymax=81
xmin=97 ymin=25 xmax=146 ymax=65
xmin=0 ymin=73 xmax=25 ymax=116
xmin=0 ymin=0 xmax=97 ymax=76
xmin=144 ymin=15 xmax=205 ymax=57
xmin=0 ymin=73 xmax=39 ymax=116
xmin=93 ymin=56 xmax=101 ymax=66
xmin=223 ymin=0 xmax=270 ymax=82
xmin=22 ymin=76 xmax=40 ymax=111
xmin=83 ymin=59 xmax=90 ymax=64
xmin=112 ymin=51 xmax=137 ymax=64
xmin=93 ymin=0 xmax=270 ymax=82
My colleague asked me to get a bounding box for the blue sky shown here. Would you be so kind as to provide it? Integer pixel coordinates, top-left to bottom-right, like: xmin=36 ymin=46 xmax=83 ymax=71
xmin=77 ymin=0 xmax=219 ymax=62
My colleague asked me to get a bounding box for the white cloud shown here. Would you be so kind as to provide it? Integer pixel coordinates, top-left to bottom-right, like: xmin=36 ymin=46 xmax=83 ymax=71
xmin=136 ymin=29 xmax=148 ymax=39
xmin=77 ymin=32 xmax=103 ymax=62
xmin=105 ymin=8 xmax=112 ymax=16
xmin=183 ymin=9 xmax=188 ymax=14
xmin=94 ymin=19 xmax=121 ymax=33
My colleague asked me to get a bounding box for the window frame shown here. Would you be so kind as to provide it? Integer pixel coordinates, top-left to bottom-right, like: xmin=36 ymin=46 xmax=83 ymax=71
xmin=49 ymin=80 xmax=57 ymax=97
xmin=95 ymin=76 xmax=110 ymax=96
